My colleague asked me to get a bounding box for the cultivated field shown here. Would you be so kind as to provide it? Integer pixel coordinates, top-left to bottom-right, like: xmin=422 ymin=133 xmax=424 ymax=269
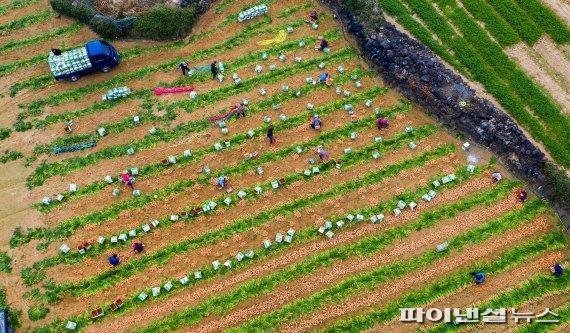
xmin=0 ymin=0 xmax=568 ymax=332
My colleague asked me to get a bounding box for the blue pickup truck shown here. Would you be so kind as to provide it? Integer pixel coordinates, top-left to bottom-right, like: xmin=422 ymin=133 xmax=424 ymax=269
xmin=48 ymin=39 xmax=120 ymax=82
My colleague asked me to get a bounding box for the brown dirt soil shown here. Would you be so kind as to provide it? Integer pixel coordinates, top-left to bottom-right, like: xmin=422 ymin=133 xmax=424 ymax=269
xmin=0 ymin=1 xmax=46 ymax=25
xmin=280 ymin=215 xmax=556 ymax=333
xmin=41 ymin=117 xmax=443 ymax=287
xmin=191 ymin=194 xmax=522 ymax=333
xmin=506 ymin=42 xmax=570 ymax=112
xmin=38 ymin=69 xmax=379 ymax=225
xmin=82 ymin=172 xmax=495 ymax=332
xmin=42 ymin=141 xmax=462 ymax=324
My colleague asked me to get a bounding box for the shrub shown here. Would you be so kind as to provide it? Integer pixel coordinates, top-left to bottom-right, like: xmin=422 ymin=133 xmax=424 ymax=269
xmin=89 ymin=16 xmax=123 ymax=39
xmin=49 ymin=0 xmax=96 ymax=24
xmin=27 ymin=305 xmax=49 ymax=321
xmin=133 ymin=5 xmax=198 ymax=40
xmin=0 ymin=251 xmax=11 ymax=273
xmin=0 ymin=127 xmax=10 ymax=140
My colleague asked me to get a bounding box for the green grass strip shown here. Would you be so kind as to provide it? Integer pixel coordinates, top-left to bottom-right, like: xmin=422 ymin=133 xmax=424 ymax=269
xmin=0 ymin=22 xmax=82 ymax=53
xmin=513 ymin=0 xmax=570 ymax=44
xmin=34 ymin=145 xmax=456 ymax=300
xmin=138 ymin=181 xmax=527 ymax=333
xmin=0 ymin=0 xmax=41 ymax=16
xmin=35 ymin=163 xmax=492 ymax=330
xmin=323 ymin=230 xmax=565 ymax=332
xmin=425 ymin=273 xmax=570 ymax=332
xmin=480 ymin=0 xmax=543 ymax=45
xmin=24 ymin=46 xmax=356 ymax=188
xmin=230 ymin=200 xmax=545 ymax=332
xmin=14 ymin=86 xmax=387 ymax=249
xmin=34 ymin=64 xmax=364 ymax=213
xmin=458 ymin=0 xmax=520 ymax=47
xmin=0 ymin=9 xmax=51 ymax=35
xmin=24 ymin=113 xmax=428 ymax=289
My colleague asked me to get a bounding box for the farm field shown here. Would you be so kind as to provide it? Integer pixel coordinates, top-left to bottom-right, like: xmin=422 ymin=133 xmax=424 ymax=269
xmin=0 ymin=0 xmax=568 ymax=332
xmin=379 ymin=0 xmax=570 ymax=167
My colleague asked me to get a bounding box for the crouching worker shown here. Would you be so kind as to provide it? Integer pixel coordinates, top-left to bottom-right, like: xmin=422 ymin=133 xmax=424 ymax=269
xmin=491 ymin=171 xmax=502 ymax=183
xmin=516 ymin=189 xmax=528 ymax=202
xmin=551 ymin=263 xmax=565 ymax=277
xmin=308 ymin=10 xmax=318 ymax=23
xmin=108 ymin=253 xmax=120 ymax=267
xmin=179 ymin=61 xmax=190 ymax=76
xmin=132 ymin=241 xmax=144 ymax=254
xmin=315 ymin=36 xmax=329 ymax=51
xmin=230 ymin=102 xmax=247 ymax=118
xmin=471 ymin=271 xmax=486 ymax=284
xmin=319 ymin=72 xmax=332 ymax=86
xmin=376 ymin=117 xmax=389 ymax=129
xmin=121 ymin=170 xmax=134 ymax=189
xmin=310 ymin=114 xmax=322 ymax=130
xmin=316 ymin=146 xmax=330 ymax=163
xmin=216 ymin=175 xmax=229 ymax=189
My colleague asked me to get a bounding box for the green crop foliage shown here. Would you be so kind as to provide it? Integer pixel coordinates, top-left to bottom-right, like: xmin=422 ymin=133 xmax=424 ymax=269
xmin=513 ymin=0 xmax=570 ymax=44
xmin=457 ymin=0 xmax=519 ymax=46
xmin=515 ymin=304 xmax=570 ymax=333
xmin=481 ymin=0 xmax=543 ymax=45
xmin=0 ymin=251 xmax=11 ymax=273
xmin=27 ymin=305 xmax=49 ymax=321
xmin=0 ymin=150 xmax=23 ymax=164
xmin=231 ymin=200 xmax=545 ymax=332
xmin=426 ymin=273 xmax=570 ymax=332
xmin=40 ymin=163 xmax=497 ymax=331
xmin=25 ymin=46 xmax=356 ymax=188
xmin=0 ymin=127 xmax=10 ymax=140
xmin=31 ymin=145 xmax=454 ymax=300
xmin=380 ymin=0 xmax=570 ymax=166
xmin=323 ymin=230 xmax=565 ymax=332
xmin=0 ymin=10 xmax=51 ymax=35
xmin=0 ymin=0 xmax=41 ymax=15
xmin=0 ymin=23 xmax=82 ymax=53
xmin=25 ymin=112 xmax=430 ymax=287
xmin=139 ymin=182 xmax=528 ymax=332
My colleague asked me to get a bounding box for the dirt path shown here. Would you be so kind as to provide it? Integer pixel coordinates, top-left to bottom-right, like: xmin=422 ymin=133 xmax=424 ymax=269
xmin=533 ymin=36 xmax=570 ymax=87
xmin=42 ymin=124 xmax=450 ymax=290
xmin=506 ymin=42 xmax=570 ymax=112
xmin=280 ymin=216 xmax=556 ymax=333
xmin=81 ymin=172 xmax=494 ymax=333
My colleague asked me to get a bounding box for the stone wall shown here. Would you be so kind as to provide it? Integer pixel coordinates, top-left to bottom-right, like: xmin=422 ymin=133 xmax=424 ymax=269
xmin=319 ymin=0 xmax=569 ymax=225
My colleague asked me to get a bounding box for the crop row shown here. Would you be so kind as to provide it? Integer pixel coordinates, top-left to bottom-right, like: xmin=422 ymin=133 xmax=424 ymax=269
xmin=515 ymin=304 xmax=569 ymax=333
xmin=0 ymin=0 xmax=41 ymax=16
xmin=457 ymin=0 xmax=519 ymax=47
xmin=15 ymin=86 xmax=387 ymax=248
xmin=25 ymin=46 xmax=357 ymax=188
xmin=34 ymin=145 xmax=456 ymax=303
xmin=0 ymin=9 xmax=51 ymax=36
xmin=37 ymin=162 xmax=493 ymax=331
xmin=324 ymin=229 xmax=564 ymax=332
xmin=512 ymin=0 xmax=570 ymax=44
xmin=29 ymin=27 xmax=341 ymax=137
xmin=229 ymin=199 xmax=544 ymax=332
xmin=381 ymin=0 xmax=570 ymax=166
xmin=20 ymin=98 xmax=408 ymax=286
xmin=24 ymin=113 xmax=428 ymax=289
xmin=479 ymin=0 xmax=542 ymax=44
xmin=35 ymin=65 xmax=366 ymax=214
xmin=138 ymin=180 xmax=526 ymax=332
xmin=427 ymin=273 xmax=570 ymax=332
xmin=20 ymin=16 xmax=298 ymax=116
xmin=0 ymin=22 xmax=82 ymax=53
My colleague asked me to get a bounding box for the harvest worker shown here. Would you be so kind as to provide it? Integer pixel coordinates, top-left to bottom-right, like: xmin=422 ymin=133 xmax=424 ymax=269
xmin=211 ymin=61 xmax=219 ymax=80
xmin=230 ymin=102 xmax=247 ymax=118
xmin=516 ymin=189 xmax=528 ymax=202
xmin=315 ymin=36 xmax=329 ymax=51
xmin=471 ymin=271 xmax=486 ymax=284
xmin=310 ymin=114 xmax=322 ymax=130
xmin=64 ymin=119 xmax=74 ymax=134
xmin=319 ymin=72 xmax=332 ymax=85
xmin=309 ymin=10 xmax=318 ymax=22
xmin=216 ymin=175 xmax=229 ymax=189
xmin=376 ymin=117 xmax=389 ymax=129
xmin=120 ymin=170 xmax=134 ymax=189
xmin=491 ymin=171 xmax=502 ymax=183
xmin=132 ymin=241 xmax=144 ymax=254
xmin=179 ymin=61 xmax=190 ymax=76
xmin=551 ymin=263 xmax=565 ymax=277
xmin=51 ymin=48 xmax=62 ymax=56
xmin=267 ymin=124 xmax=276 ymax=144
xmin=108 ymin=253 xmax=120 ymax=267
xmin=316 ymin=146 xmax=330 ymax=163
